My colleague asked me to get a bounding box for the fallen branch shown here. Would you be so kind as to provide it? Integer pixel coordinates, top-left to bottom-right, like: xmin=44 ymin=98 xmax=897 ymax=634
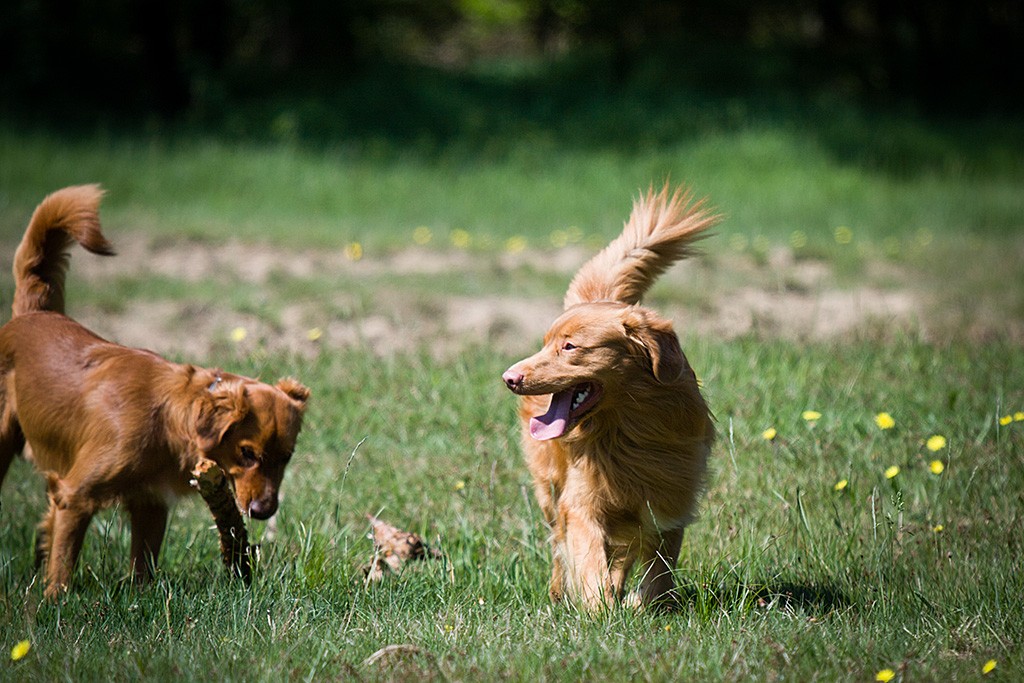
xmin=190 ymin=458 xmax=252 ymax=584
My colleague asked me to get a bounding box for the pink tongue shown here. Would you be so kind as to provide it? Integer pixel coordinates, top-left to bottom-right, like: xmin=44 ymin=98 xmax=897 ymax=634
xmin=530 ymin=389 xmax=574 ymax=440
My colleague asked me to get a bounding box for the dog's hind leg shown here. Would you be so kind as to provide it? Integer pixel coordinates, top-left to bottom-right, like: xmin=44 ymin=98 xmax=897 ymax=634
xmin=126 ymin=497 xmax=169 ymax=583
xmin=0 ymin=379 xmax=24 ymax=487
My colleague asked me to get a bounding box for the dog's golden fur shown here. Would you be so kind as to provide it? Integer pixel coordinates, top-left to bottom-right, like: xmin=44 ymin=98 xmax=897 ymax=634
xmin=503 ymin=185 xmax=718 ymax=609
xmin=0 ymin=185 xmax=310 ymax=598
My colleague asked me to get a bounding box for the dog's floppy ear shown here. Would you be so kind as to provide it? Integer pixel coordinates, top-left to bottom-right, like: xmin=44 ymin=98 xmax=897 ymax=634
xmin=193 ymin=380 xmax=249 ymax=453
xmin=622 ymin=309 xmax=687 ymax=383
xmin=276 ymin=377 xmax=310 ymax=411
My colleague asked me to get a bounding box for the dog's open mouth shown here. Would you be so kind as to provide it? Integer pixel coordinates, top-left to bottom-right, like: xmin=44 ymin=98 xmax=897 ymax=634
xmin=530 ymin=382 xmax=603 ymax=440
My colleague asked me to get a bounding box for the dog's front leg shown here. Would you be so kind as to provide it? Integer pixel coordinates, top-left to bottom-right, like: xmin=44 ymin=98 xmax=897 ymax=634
xmin=638 ymin=526 xmax=684 ymax=608
xmin=126 ymin=497 xmax=169 ymax=583
xmin=560 ymin=502 xmax=613 ymax=609
xmin=44 ymin=497 xmax=96 ymax=599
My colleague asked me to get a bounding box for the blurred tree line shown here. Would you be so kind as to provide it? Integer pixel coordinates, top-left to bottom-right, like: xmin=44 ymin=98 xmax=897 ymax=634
xmin=1 ymin=0 xmax=1020 ymax=120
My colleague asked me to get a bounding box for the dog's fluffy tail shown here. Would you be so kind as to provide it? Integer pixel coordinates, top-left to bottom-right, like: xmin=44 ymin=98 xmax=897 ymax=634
xmin=12 ymin=184 xmax=114 ymax=317
xmin=564 ymin=184 xmax=719 ymax=309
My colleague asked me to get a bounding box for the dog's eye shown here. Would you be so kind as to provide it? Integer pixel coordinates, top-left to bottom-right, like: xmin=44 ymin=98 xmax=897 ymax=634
xmin=239 ymin=446 xmax=258 ymax=464
xmin=562 ymin=341 xmax=577 ymax=351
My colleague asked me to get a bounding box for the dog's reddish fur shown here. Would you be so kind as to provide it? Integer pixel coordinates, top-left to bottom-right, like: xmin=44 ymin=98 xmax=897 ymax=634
xmin=503 ymin=185 xmax=718 ymax=609
xmin=0 ymin=185 xmax=310 ymax=598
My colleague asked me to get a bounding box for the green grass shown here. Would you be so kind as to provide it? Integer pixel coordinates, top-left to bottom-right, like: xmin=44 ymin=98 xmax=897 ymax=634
xmin=0 ymin=67 xmax=1022 ymax=679
xmin=1 ymin=341 xmax=1022 ymax=680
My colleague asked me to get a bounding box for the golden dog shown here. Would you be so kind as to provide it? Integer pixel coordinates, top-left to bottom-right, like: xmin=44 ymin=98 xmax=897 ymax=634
xmin=0 ymin=185 xmax=310 ymax=598
xmin=502 ymin=185 xmax=718 ymax=609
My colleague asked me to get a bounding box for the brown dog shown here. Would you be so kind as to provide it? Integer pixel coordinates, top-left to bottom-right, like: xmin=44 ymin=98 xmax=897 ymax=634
xmin=0 ymin=185 xmax=310 ymax=598
xmin=502 ymin=185 xmax=718 ymax=609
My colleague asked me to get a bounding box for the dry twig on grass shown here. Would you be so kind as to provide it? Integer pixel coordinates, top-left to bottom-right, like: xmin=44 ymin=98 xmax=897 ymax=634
xmin=363 ymin=515 xmax=442 ymax=582
xmin=190 ymin=459 xmax=253 ymax=584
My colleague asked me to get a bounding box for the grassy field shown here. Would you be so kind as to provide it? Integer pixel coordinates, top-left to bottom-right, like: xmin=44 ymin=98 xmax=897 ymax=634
xmin=0 ymin=75 xmax=1022 ymax=680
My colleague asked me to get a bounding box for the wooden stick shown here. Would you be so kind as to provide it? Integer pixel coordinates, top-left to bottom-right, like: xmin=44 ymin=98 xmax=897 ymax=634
xmin=191 ymin=459 xmax=252 ymax=584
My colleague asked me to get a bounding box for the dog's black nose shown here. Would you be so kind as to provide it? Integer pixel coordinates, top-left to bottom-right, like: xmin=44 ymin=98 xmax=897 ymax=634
xmin=503 ymin=369 xmax=524 ymax=391
xmin=248 ymin=497 xmax=278 ymax=520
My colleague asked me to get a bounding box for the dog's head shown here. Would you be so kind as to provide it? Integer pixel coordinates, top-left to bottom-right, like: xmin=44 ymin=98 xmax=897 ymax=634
xmin=193 ymin=375 xmax=310 ymax=519
xmin=502 ymin=302 xmax=689 ymax=440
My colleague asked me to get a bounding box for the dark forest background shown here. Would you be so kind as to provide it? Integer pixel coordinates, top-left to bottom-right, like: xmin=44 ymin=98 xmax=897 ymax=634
xmin=2 ymin=0 xmax=1021 ymax=134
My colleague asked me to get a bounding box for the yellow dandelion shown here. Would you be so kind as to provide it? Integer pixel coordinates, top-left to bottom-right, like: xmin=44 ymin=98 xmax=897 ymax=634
xmin=999 ymin=415 xmax=1012 ymax=426
xmin=505 ymin=236 xmax=527 ymax=254
xmin=664 ymin=624 xmax=671 ymax=632
xmin=229 ymin=326 xmax=247 ymax=343
xmin=450 ymin=229 xmax=470 ymax=249
xmin=454 ymin=480 xmax=466 ymax=491
xmin=789 ymin=230 xmax=807 ymax=249
xmin=929 ymin=460 xmax=944 ymax=475
xmin=933 ymin=524 xmax=944 ymax=533
xmin=982 ymin=659 xmax=996 ymax=674
xmin=306 ymin=327 xmax=323 ymax=342
xmin=413 ymin=226 xmax=432 ymax=245
xmin=834 ymin=226 xmax=853 ymax=244
xmin=926 ymin=435 xmax=947 ymax=452
xmin=10 ymin=640 xmax=30 ymax=661
xmin=802 ymin=410 xmax=822 ymax=422
xmin=885 ymin=465 xmax=900 ymax=479
xmin=834 ymin=479 xmax=848 ymax=492
xmin=1015 ymin=411 xmax=1024 ymax=421
xmin=343 ymin=242 xmax=363 ymax=261
xmin=875 ymin=412 xmax=896 ymax=430
xmin=762 ymin=427 xmax=777 ymax=441
xmin=875 ymin=668 xmax=895 ymax=682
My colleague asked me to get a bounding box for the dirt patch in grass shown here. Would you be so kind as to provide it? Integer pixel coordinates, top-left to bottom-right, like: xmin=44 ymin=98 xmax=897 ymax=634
xmin=51 ymin=234 xmax=1020 ymax=359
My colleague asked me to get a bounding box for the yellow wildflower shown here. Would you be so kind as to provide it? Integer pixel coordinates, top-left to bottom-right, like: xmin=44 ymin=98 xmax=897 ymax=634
xmin=549 ymin=230 xmax=568 ymax=248
xmin=306 ymin=327 xmax=323 ymax=342
xmin=450 ymin=229 xmax=470 ymax=249
xmin=983 ymin=659 xmax=997 ymax=675
xmin=762 ymin=427 xmax=777 ymax=441
xmin=885 ymin=466 xmax=900 ymax=479
xmin=933 ymin=524 xmax=944 ymax=533
xmin=929 ymin=460 xmax=944 ymax=475
xmin=875 ymin=412 xmax=896 ymax=430
xmin=834 ymin=226 xmax=853 ymax=244
xmin=412 ymin=226 xmax=432 ymax=245
xmin=875 ymin=669 xmax=895 ymax=682
xmin=999 ymin=415 xmax=1012 ymax=426
xmin=1014 ymin=411 xmax=1024 ymax=422
xmin=834 ymin=479 xmax=848 ymax=492
xmin=454 ymin=480 xmax=466 ymax=491
xmin=343 ymin=242 xmax=363 ymax=261
xmin=926 ymin=435 xmax=947 ymax=452
xmin=802 ymin=410 xmax=822 ymax=421
xmin=505 ymin=236 xmax=527 ymax=254
xmin=789 ymin=230 xmax=807 ymax=249
xmin=10 ymin=640 xmax=30 ymax=661
xmin=229 ymin=327 xmax=247 ymax=343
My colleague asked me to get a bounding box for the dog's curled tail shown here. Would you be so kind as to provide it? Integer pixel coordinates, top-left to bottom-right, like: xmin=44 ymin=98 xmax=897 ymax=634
xmin=12 ymin=184 xmax=114 ymax=317
xmin=564 ymin=184 xmax=719 ymax=309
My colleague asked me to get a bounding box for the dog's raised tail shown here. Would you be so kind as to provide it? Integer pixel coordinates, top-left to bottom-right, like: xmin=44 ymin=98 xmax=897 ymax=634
xmin=12 ymin=184 xmax=114 ymax=317
xmin=564 ymin=184 xmax=719 ymax=309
